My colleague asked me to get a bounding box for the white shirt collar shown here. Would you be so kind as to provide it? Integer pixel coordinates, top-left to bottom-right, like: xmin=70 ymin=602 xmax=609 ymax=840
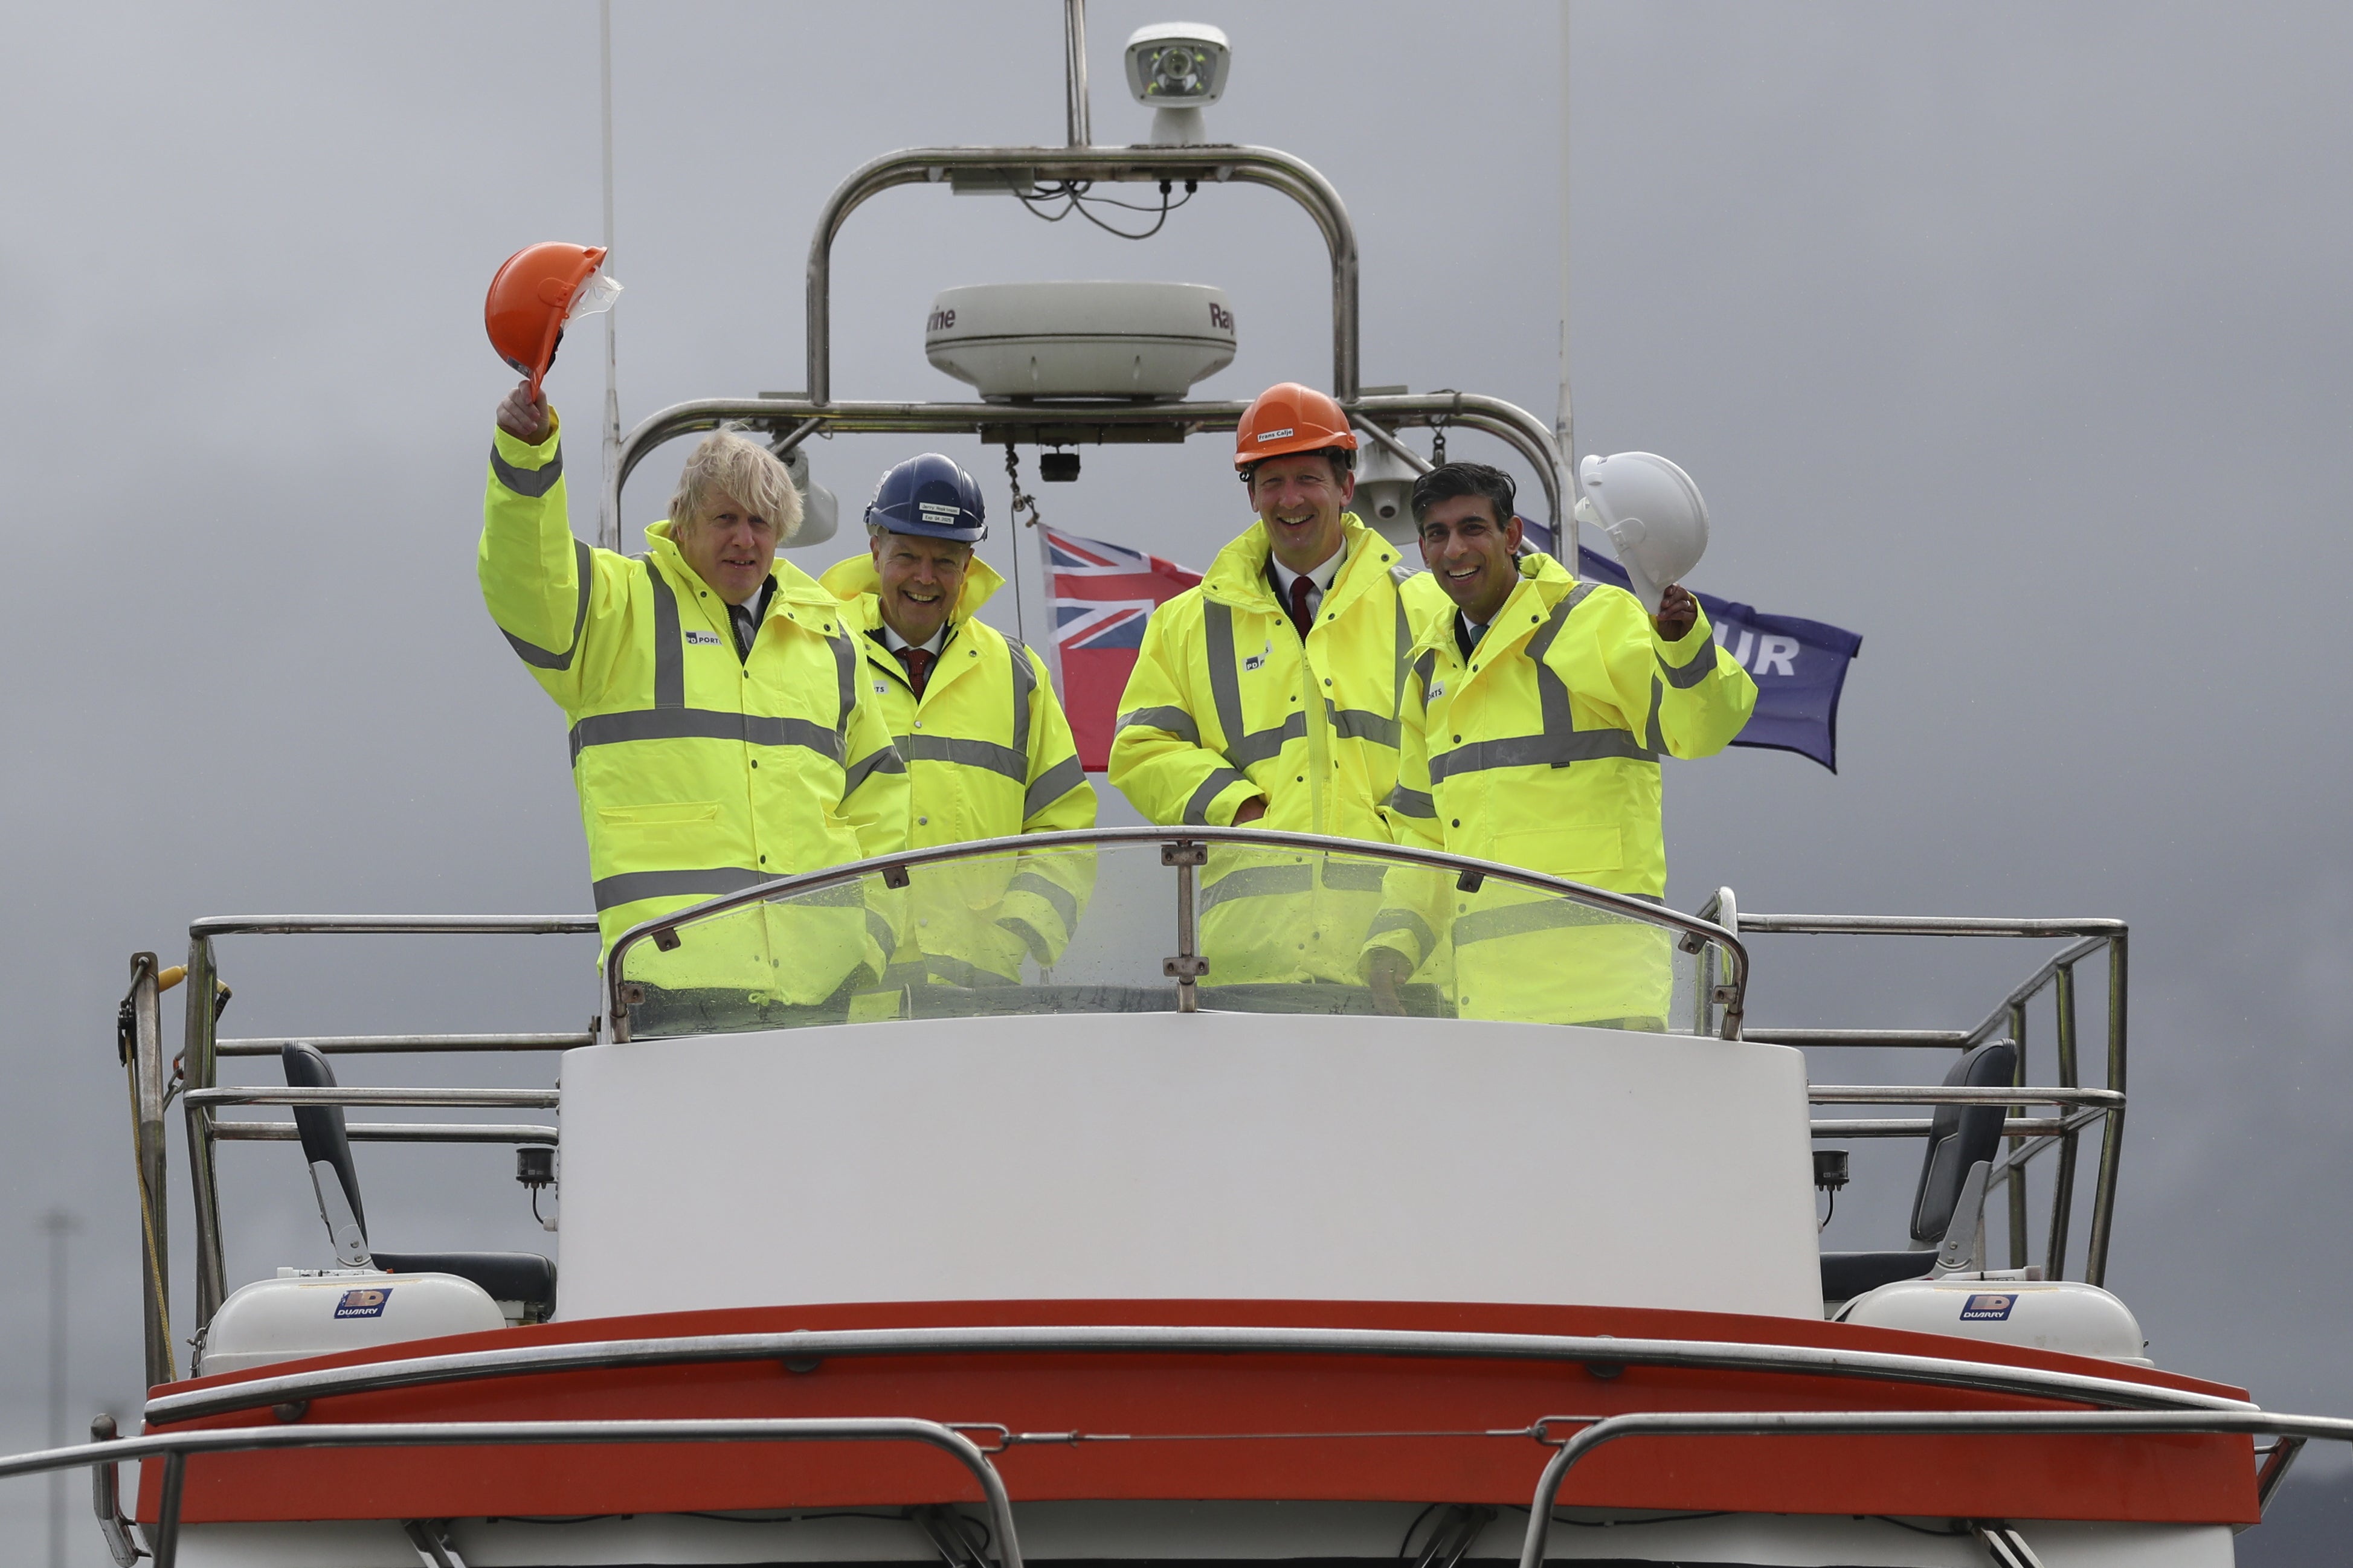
xmin=879 ymin=620 xmax=947 ymax=657
xmin=1267 ymin=540 xmax=1345 ymax=598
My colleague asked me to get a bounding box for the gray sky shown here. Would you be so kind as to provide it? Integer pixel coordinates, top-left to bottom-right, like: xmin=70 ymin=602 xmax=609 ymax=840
xmin=3 ymin=1 xmax=2349 ymax=1552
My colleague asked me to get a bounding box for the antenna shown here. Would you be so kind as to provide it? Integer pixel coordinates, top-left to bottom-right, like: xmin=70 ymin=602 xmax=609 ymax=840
xmin=598 ymin=0 xmax=623 ymax=552
xmin=1557 ymin=0 xmax=1577 ymax=562
xmin=1064 ymin=0 xmax=1092 ymax=147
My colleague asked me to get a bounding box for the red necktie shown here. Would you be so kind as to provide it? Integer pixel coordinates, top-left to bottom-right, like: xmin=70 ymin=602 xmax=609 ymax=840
xmin=1287 ymin=573 xmax=1316 ymax=640
xmin=899 ymin=646 xmax=933 ymax=698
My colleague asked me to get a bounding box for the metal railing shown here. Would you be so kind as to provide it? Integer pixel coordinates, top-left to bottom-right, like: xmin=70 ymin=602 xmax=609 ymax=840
xmin=122 ymin=915 xmax=600 ymax=1372
xmin=604 ymin=826 xmax=1749 ymax=1043
xmin=143 ymin=1322 xmax=2254 ymax=1429
xmin=27 ymin=1415 xmax=1017 ymax=1568
xmin=602 ymin=390 xmax=1570 ymax=557
xmin=1704 ymin=893 xmax=2129 ymax=1287
xmin=1516 ymin=1408 xmax=2353 ymax=1568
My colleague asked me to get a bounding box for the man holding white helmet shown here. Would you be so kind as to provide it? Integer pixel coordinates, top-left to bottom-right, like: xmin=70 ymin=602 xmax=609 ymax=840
xmin=1362 ymin=460 xmax=1754 ymax=1026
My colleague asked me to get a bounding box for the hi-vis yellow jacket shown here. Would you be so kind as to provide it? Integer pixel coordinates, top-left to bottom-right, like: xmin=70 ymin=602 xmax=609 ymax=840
xmin=1366 ymin=551 xmax=1755 ymax=1024
xmin=1109 ymin=513 xmax=1415 ymax=985
xmin=479 ymin=414 xmax=909 ymax=992
xmin=820 ymin=552 xmax=1096 ymax=987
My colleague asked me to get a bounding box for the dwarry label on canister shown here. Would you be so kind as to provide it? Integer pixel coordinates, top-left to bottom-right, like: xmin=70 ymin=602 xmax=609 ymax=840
xmin=333 ymin=1287 xmax=391 ymax=1319
xmin=1960 ymin=1292 xmax=2017 ymax=1322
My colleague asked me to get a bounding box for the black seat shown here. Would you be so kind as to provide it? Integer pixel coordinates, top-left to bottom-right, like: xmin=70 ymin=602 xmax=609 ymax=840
xmin=1821 ymin=1039 xmax=2017 ymax=1304
xmin=283 ymin=1044 xmax=557 ymax=1321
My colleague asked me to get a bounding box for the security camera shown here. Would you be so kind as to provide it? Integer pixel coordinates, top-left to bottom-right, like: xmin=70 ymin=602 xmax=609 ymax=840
xmin=1125 ymin=22 xmax=1231 ymax=145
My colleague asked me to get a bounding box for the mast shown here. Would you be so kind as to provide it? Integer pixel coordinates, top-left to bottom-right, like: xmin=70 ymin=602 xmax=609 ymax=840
xmin=1557 ymin=0 xmax=1576 ymax=561
xmin=597 ymin=0 xmax=622 ymax=553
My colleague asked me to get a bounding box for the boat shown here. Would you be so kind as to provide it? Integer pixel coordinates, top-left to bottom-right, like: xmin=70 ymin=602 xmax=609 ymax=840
xmin=13 ymin=5 xmax=2349 ymax=1565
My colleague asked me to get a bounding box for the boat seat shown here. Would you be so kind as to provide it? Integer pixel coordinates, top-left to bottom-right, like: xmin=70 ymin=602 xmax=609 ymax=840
xmin=1820 ymin=1039 xmax=2017 ymax=1304
xmin=283 ymin=1044 xmax=558 ymax=1320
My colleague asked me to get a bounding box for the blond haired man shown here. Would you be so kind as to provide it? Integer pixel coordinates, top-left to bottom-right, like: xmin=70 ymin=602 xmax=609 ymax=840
xmin=481 ymin=382 xmax=907 ymax=1010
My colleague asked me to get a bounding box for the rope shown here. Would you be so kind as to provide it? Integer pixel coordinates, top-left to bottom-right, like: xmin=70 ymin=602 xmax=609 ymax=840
xmin=1003 ymin=445 xmax=1045 ymax=646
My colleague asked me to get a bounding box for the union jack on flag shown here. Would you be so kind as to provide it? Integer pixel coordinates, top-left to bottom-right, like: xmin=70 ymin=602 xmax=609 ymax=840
xmin=1041 ymin=525 xmax=1201 ymax=768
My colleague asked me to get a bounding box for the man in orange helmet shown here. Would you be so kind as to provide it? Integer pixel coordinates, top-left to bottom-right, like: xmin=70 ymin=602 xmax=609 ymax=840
xmin=1109 ymin=382 xmax=1420 ymax=995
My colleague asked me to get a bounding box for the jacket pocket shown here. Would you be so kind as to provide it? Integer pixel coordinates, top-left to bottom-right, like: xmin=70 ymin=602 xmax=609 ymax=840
xmin=1493 ymin=822 xmax=1622 ymax=879
xmin=595 ymin=800 xmax=723 ymax=861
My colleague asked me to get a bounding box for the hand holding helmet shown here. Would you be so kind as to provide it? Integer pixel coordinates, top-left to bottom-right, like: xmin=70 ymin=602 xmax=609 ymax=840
xmin=1577 ymin=451 xmax=1710 ymax=623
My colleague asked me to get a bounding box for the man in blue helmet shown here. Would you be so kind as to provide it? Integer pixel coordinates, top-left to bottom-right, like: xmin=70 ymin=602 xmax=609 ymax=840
xmin=822 ymin=454 xmax=1096 ymax=991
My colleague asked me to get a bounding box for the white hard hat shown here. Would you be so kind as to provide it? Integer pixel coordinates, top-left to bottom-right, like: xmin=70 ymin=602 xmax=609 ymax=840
xmin=1577 ymin=451 xmax=1709 ymax=614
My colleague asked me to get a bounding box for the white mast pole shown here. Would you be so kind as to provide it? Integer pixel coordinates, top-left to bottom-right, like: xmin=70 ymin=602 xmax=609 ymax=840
xmin=597 ymin=0 xmax=622 ymax=553
xmin=1557 ymin=0 xmax=1577 ymax=564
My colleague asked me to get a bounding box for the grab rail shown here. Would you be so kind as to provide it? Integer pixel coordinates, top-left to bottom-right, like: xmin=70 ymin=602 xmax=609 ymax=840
xmin=604 ymin=825 xmax=1748 ymax=1043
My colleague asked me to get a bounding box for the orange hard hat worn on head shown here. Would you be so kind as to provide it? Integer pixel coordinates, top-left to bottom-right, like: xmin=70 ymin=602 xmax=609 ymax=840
xmin=1234 ymin=382 xmax=1357 ymax=476
xmin=485 ymin=242 xmax=619 ymax=397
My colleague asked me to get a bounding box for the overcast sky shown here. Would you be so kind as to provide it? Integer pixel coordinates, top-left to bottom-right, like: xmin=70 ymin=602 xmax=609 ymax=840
xmin=2 ymin=1 xmax=2349 ymax=1554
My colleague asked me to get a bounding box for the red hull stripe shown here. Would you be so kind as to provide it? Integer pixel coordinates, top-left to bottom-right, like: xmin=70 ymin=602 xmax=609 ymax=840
xmin=138 ymin=1299 xmax=2258 ymax=1526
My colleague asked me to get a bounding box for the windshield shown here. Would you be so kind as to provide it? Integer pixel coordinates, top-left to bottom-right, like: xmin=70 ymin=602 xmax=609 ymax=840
xmin=609 ymin=829 xmax=1742 ymax=1040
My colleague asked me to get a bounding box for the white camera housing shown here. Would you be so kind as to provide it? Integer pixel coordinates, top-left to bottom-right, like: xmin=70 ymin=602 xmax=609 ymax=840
xmin=1125 ymin=22 xmax=1232 ymax=145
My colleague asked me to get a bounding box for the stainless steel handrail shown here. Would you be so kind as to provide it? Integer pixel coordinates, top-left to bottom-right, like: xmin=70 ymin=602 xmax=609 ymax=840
xmin=188 ymin=915 xmax=597 ymax=936
xmin=184 ymin=1087 xmax=560 ymax=1109
xmin=602 ymin=824 xmax=1748 ymax=1041
xmin=1807 ymin=1085 xmax=2120 ymax=1108
xmin=212 ymin=1122 xmax=559 ymax=1145
xmin=144 ymin=1323 xmax=2253 ymax=1428
xmin=215 ymin=1032 xmax=590 ymax=1056
xmin=1726 ymin=899 xmax=2129 ymax=1287
xmin=802 ymin=143 xmax=1359 ymax=408
xmin=21 ymin=1417 xmax=1020 ymax=1568
xmin=179 ymin=914 xmax=596 ymax=1337
xmin=600 ymin=390 xmax=1567 ymax=551
xmin=1516 ymin=1407 xmax=2353 ymax=1568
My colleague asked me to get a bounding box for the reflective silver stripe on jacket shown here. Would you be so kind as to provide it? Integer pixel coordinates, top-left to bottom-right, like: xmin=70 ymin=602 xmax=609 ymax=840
xmin=490 ymin=443 xmax=564 ymax=499
xmin=1200 ymin=862 xmax=1313 ymax=913
xmin=1005 ymin=869 xmax=1081 ymax=933
xmin=570 ymin=709 xmax=845 ymax=765
xmin=907 ymin=734 xmax=1027 ymax=781
xmin=590 ymin=864 xmax=768 ymax=911
xmin=1367 ymin=908 xmax=1438 ymax=967
xmin=1204 ymin=600 xmax=1307 ymax=766
xmin=843 ymin=743 xmax=907 ymax=794
xmin=1023 ymin=755 xmax=1086 ymax=818
xmin=501 ymin=538 xmax=594 ymax=672
xmin=1426 ymin=582 xmax=1658 ymax=784
xmin=1119 ymin=705 xmax=1200 ymax=745
xmin=1182 ymin=766 xmax=1247 ymax=826
xmin=645 ymin=557 xmax=684 ymax=708
xmin=1008 ymin=638 xmax=1036 ymax=760
xmin=1658 ymin=638 xmax=1722 ymax=689
xmin=1385 ymin=785 xmax=1437 ymax=818
xmin=1453 ymin=895 xmax=1618 ymax=948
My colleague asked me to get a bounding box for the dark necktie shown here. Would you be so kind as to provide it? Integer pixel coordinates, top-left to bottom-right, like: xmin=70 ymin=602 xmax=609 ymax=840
xmin=899 ymin=646 xmax=934 ymax=698
xmin=729 ymin=601 xmax=760 ymax=660
xmin=1287 ymin=572 xmax=1316 ymax=640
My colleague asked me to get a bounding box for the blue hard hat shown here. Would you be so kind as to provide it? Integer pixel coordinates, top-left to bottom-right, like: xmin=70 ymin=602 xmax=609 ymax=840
xmin=864 ymin=452 xmax=988 ymax=544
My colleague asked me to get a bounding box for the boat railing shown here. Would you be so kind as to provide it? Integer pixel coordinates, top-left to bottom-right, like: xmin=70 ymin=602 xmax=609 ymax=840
xmin=600 ymin=826 xmax=1750 ymax=1043
xmin=1705 ymin=890 xmax=2129 ymax=1288
xmin=120 ymin=917 xmax=599 ymax=1386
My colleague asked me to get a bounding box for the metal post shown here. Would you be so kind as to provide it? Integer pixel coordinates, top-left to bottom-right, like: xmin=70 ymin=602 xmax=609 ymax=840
xmin=2006 ymin=1000 xmax=2029 ymax=1270
xmin=2085 ymin=931 xmax=2128 ymax=1286
xmin=2047 ymin=962 xmax=2081 ymax=1279
xmin=40 ymin=1208 xmax=75 ymax=1568
xmin=150 ymin=1451 xmax=186 ymax=1568
xmin=182 ymin=935 xmax=228 ymax=1335
xmin=127 ymin=955 xmax=173 ymax=1387
xmin=1162 ymin=841 xmax=1206 ymax=1012
xmin=1063 ymin=0 xmax=1091 ymax=147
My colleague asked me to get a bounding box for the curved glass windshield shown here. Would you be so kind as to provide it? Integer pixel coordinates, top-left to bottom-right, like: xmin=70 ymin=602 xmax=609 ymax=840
xmin=613 ymin=832 xmax=1736 ymax=1039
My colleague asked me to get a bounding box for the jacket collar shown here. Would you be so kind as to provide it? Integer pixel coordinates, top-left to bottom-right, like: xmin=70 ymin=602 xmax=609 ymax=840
xmin=1200 ymin=512 xmax=1399 ymax=615
xmin=1412 ymin=550 xmax=1577 ymax=665
xmin=645 ymin=520 xmax=839 ymax=623
xmin=816 ymin=549 xmax=1005 ymax=633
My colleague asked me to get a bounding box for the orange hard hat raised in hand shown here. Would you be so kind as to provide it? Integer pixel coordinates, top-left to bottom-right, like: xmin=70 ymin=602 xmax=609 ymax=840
xmin=485 ymin=242 xmax=619 ymax=396
xmin=1234 ymin=381 xmax=1357 ymax=473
